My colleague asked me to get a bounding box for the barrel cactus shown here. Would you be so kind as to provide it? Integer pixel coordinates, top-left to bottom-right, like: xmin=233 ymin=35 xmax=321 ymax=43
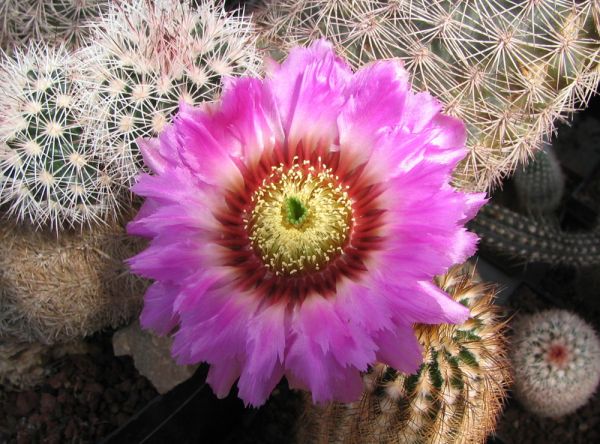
xmin=511 ymin=309 xmax=600 ymax=418
xmin=298 ymin=264 xmax=510 ymax=444
xmin=0 ymin=221 xmax=147 ymax=344
xmin=1 ymin=0 xmax=107 ymax=51
xmin=255 ymin=0 xmax=600 ymax=191
xmin=81 ymin=0 xmax=260 ymax=188
xmin=0 ymin=43 xmax=119 ymax=229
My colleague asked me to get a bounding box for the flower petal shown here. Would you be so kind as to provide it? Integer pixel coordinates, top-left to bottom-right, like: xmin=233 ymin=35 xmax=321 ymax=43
xmin=267 ymin=39 xmax=352 ymax=149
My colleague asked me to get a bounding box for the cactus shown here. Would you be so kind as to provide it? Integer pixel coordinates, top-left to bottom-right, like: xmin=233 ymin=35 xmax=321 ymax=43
xmin=298 ymin=264 xmax=510 ymax=444
xmin=1 ymin=0 xmax=107 ymax=51
xmin=510 ymin=309 xmax=600 ymax=418
xmin=469 ymin=202 xmax=600 ymax=266
xmin=0 ymin=43 xmax=120 ymax=229
xmin=512 ymin=142 xmax=564 ymax=214
xmin=255 ymin=0 xmax=600 ymax=191
xmin=0 ymin=221 xmax=147 ymax=344
xmin=0 ymin=0 xmax=21 ymax=51
xmin=81 ymin=0 xmax=260 ymax=188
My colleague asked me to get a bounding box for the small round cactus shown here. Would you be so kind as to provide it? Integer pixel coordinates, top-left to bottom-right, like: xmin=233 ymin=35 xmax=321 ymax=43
xmin=0 ymin=42 xmax=120 ymax=229
xmin=511 ymin=309 xmax=600 ymax=418
xmin=299 ymin=264 xmax=510 ymax=444
xmin=82 ymin=0 xmax=260 ymax=188
xmin=0 ymin=221 xmax=147 ymax=344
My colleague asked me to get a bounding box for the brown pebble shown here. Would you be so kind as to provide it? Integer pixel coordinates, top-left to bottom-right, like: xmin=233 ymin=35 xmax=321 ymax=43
xmin=116 ymin=380 xmax=132 ymax=392
xmin=85 ymin=382 xmax=104 ymax=394
xmin=46 ymin=372 xmax=67 ymax=390
xmin=16 ymin=429 xmax=31 ymax=444
xmin=15 ymin=391 xmax=39 ymax=417
xmin=39 ymin=393 xmax=56 ymax=415
xmin=64 ymin=418 xmax=77 ymax=440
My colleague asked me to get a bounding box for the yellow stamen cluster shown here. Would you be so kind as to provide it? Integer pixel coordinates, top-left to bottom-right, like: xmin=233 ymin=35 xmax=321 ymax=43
xmin=247 ymin=160 xmax=353 ymax=276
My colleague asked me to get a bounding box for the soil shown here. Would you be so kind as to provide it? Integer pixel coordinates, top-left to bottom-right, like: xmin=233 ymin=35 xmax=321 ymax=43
xmin=0 ymin=334 xmax=158 ymax=444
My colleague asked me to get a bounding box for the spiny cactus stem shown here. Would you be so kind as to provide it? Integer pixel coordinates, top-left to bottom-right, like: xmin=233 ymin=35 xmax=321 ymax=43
xmin=470 ymin=203 xmax=600 ymax=266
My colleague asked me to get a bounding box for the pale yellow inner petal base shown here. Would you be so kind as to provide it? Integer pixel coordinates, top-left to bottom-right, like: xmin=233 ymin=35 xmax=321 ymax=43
xmin=248 ymin=160 xmax=354 ymax=276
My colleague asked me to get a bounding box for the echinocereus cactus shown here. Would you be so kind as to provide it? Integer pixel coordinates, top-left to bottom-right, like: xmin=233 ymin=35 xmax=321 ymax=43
xmin=1 ymin=0 xmax=108 ymax=51
xmin=469 ymin=203 xmax=600 ymax=266
xmin=512 ymin=142 xmax=564 ymax=214
xmin=0 ymin=221 xmax=146 ymax=344
xmin=298 ymin=264 xmax=510 ymax=444
xmin=255 ymin=0 xmax=600 ymax=191
xmin=511 ymin=309 xmax=600 ymax=418
xmin=0 ymin=43 xmax=119 ymax=229
xmin=127 ymin=40 xmax=486 ymax=407
xmin=81 ymin=0 xmax=260 ymax=188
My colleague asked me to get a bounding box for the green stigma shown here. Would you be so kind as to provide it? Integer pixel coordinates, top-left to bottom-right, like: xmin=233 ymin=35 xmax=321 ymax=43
xmin=285 ymin=196 xmax=309 ymax=226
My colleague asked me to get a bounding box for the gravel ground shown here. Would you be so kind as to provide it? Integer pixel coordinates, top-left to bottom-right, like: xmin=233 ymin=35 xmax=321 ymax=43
xmin=0 ymin=333 xmax=158 ymax=444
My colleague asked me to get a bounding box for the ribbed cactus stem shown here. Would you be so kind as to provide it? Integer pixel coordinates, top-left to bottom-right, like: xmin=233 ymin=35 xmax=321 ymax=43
xmin=298 ymin=264 xmax=510 ymax=444
xmin=469 ymin=203 xmax=600 ymax=266
xmin=255 ymin=0 xmax=600 ymax=191
xmin=512 ymin=142 xmax=565 ymax=214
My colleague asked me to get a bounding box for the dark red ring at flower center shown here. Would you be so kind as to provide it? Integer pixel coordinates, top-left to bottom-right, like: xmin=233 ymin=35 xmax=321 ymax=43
xmin=211 ymin=140 xmax=386 ymax=302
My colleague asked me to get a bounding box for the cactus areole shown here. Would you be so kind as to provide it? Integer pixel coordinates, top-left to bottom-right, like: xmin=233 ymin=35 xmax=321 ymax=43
xmin=127 ymin=40 xmax=487 ymax=407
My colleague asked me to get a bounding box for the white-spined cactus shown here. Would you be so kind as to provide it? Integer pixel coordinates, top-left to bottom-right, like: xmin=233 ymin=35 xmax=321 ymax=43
xmin=511 ymin=309 xmax=600 ymax=418
xmin=0 ymin=43 xmax=120 ymax=229
xmin=255 ymin=0 xmax=600 ymax=191
xmin=1 ymin=0 xmax=107 ymax=51
xmin=81 ymin=0 xmax=261 ymax=188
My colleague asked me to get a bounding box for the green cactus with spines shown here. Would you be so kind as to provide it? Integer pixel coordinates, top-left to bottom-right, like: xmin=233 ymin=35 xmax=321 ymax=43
xmin=511 ymin=309 xmax=600 ymax=418
xmin=81 ymin=0 xmax=261 ymax=188
xmin=298 ymin=264 xmax=510 ymax=444
xmin=512 ymin=142 xmax=565 ymax=214
xmin=0 ymin=42 xmax=119 ymax=229
xmin=469 ymin=202 xmax=600 ymax=266
xmin=255 ymin=0 xmax=600 ymax=191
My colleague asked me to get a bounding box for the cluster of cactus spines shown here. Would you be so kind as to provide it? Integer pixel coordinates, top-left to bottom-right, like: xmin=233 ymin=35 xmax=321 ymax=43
xmin=0 ymin=43 xmax=121 ymax=230
xmin=0 ymin=0 xmax=107 ymax=51
xmin=512 ymin=142 xmax=565 ymax=214
xmin=255 ymin=0 xmax=600 ymax=191
xmin=82 ymin=0 xmax=261 ymax=187
xmin=511 ymin=309 xmax=600 ymax=418
xmin=0 ymin=0 xmax=20 ymax=51
xmin=469 ymin=202 xmax=600 ymax=266
xmin=0 ymin=221 xmax=147 ymax=344
xmin=298 ymin=264 xmax=510 ymax=444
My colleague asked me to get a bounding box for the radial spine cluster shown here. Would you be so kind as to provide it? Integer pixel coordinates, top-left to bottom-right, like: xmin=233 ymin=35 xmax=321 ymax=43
xmin=1 ymin=0 xmax=108 ymax=51
xmin=511 ymin=309 xmax=600 ymax=418
xmin=255 ymin=0 xmax=600 ymax=191
xmin=0 ymin=43 xmax=118 ymax=229
xmin=83 ymin=0 xmax=260 ymax=187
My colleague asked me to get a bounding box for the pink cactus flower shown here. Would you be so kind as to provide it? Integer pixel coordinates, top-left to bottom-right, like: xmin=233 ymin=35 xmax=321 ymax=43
xmin=127 ymin=40 xmax=486 ymax=407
